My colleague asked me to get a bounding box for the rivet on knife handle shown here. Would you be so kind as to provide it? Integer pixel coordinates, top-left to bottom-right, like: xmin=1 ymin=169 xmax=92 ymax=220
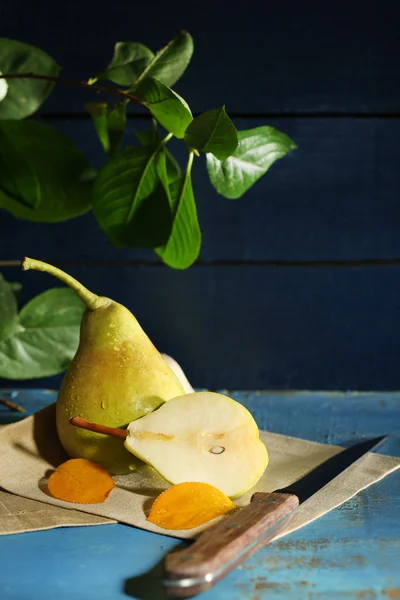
xmin=163 ymin=491 xmax=299 ymax=597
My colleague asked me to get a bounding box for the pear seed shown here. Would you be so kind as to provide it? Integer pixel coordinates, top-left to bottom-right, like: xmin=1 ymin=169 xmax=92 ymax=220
xmin=210 ymin=446 xmax=225 ymax=454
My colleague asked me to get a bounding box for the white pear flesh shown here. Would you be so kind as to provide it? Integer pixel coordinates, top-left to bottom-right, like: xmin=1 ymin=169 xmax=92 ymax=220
xmin=124 ymin=391 xmax=268 ymax=498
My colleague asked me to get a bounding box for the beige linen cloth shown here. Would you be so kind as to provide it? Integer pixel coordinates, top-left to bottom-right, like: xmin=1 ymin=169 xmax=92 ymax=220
xmin=0 ymin=402 xmax=399 ymax=539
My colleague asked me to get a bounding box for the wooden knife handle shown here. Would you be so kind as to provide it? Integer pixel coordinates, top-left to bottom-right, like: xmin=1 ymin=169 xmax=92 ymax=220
xmin=163 ymin=491 xmax=299 ymax=597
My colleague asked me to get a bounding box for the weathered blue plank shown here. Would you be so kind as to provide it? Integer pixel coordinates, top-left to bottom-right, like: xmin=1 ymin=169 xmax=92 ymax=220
xmin=2 ymin=264 xmax=400 ymax=391
xmin=0 ymin=389 xmax=56 ymax=424
xmin=0 ymin=391 xmax=399 ymax=600
xmin=2 ymin=2 xmax=400 ymax=114
xmin=2 ymin=117 xmax=400 ymax=262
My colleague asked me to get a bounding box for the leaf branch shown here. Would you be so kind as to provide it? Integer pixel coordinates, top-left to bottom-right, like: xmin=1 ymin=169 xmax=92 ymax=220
xmin=0 ymin=72 xmax=145 ymax=107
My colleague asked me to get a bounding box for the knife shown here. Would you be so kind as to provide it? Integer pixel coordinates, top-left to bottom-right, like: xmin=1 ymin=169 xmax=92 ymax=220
xmin=163 ymin=434 xmax=388 ymax=597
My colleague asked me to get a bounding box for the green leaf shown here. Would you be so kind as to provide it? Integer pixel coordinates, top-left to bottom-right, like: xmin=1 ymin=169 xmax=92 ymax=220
xmin=108 ymin=102 xmax=127 ymax=155
xmin=165 ymin=148 xmax=181 ymax=183
xmin=206 ymin=126 xmax=296 ymax=199
xmin=85 ymin=102 xmax=109 ymax=153
xmin=184 ymin=106 xmax=238 ymax=160
xmin=0 ymin=288 xmax=84 ymax=380
xmin=100 ymin=42 xmax=154 ymax=86
xmin=134 ymin=78 xmax=192 ymax=138
xmin=134 ymin=129 xmax=160 ymax=147
xmin=9 ymin=282 xmax=22 ymax=301
xmin=0 ymin=274 xmax=19 ymax=342
xmin=0 ymin=39 xmax=60 ymax=119
xmin=0 ymin=120 xmax=93 ymax=222
xmin=136 ymin=31 xmax=193 ymax=88
xmin=156 ymin=156 xmax=201 ymax=269
xmin=93 ymin=145 xmax=172 ymax=248
xmin=135 ymin=129 xmax=181 ymax=181
xmin=85 ymin=101 xmax=126 ymax=156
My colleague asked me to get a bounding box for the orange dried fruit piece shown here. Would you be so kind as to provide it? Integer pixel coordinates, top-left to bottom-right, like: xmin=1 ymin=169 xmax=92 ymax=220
xmin=147 ymin=481 xmax=235 ymax=530
xmin=47 ymin=458 xmax=114 ymax=504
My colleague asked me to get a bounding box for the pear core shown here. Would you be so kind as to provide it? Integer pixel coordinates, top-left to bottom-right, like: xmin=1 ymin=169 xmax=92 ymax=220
xmin=124 ymin=391 xmax=269 ymax=498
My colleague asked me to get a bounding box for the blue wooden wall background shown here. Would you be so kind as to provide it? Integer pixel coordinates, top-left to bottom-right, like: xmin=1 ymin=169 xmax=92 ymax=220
xmin=1 ymin=2 xmax=400 ymax=391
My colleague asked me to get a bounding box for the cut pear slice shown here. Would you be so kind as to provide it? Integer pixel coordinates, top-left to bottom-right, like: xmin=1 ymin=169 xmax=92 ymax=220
xmin=124 ymin=391 xmax=268 ymax=498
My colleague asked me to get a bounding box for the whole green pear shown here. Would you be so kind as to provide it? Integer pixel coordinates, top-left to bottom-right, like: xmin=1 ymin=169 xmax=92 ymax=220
xmin=22 ymin=257 xmax=185 ymax=474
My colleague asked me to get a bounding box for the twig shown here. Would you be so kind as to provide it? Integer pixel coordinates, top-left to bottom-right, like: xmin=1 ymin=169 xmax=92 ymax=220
xmin=0 ymin=396 xmax=26 ymax=413
xmin=70 ymin=416 xmax=128 ymax=439
xmin=0 ymin=72 xmax=144 ymax=107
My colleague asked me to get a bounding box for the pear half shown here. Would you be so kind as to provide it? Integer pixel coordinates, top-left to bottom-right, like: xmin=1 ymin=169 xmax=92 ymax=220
xmin=124 ymin=391 xmax=268 ymax=498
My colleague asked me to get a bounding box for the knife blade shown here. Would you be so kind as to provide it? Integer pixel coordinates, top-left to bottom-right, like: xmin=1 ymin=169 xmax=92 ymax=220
xmin=163 ymin=434 xmax=388 ymax=597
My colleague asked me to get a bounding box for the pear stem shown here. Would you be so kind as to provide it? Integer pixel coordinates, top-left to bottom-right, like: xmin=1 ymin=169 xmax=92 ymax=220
xmin=70 ymin=416 xmax=128 ymax=439
xmin=21 ymin=257 xmax=105 ymax=311
xmin=0 ymin=396 xmax=25 ymax=413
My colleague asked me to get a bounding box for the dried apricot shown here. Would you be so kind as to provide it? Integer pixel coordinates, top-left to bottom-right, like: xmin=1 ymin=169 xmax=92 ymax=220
xmin=147 ymin=481 xmax=235 ymax=530
xmin=47 ymin=458 xmax=114 ymax=504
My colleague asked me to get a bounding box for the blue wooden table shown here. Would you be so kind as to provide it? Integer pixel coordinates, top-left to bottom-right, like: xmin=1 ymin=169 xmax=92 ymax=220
xmin=1 ymin=390 xmax=399 ymax=600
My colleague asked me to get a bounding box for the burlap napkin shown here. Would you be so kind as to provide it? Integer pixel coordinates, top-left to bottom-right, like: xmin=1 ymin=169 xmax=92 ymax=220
xmin=0 ymin=402 xmax=399 ymax=538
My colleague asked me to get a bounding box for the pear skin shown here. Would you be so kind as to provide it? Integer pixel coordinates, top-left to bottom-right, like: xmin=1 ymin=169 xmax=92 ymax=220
xmin=22 ymin=257 xmax=185 ymax=474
